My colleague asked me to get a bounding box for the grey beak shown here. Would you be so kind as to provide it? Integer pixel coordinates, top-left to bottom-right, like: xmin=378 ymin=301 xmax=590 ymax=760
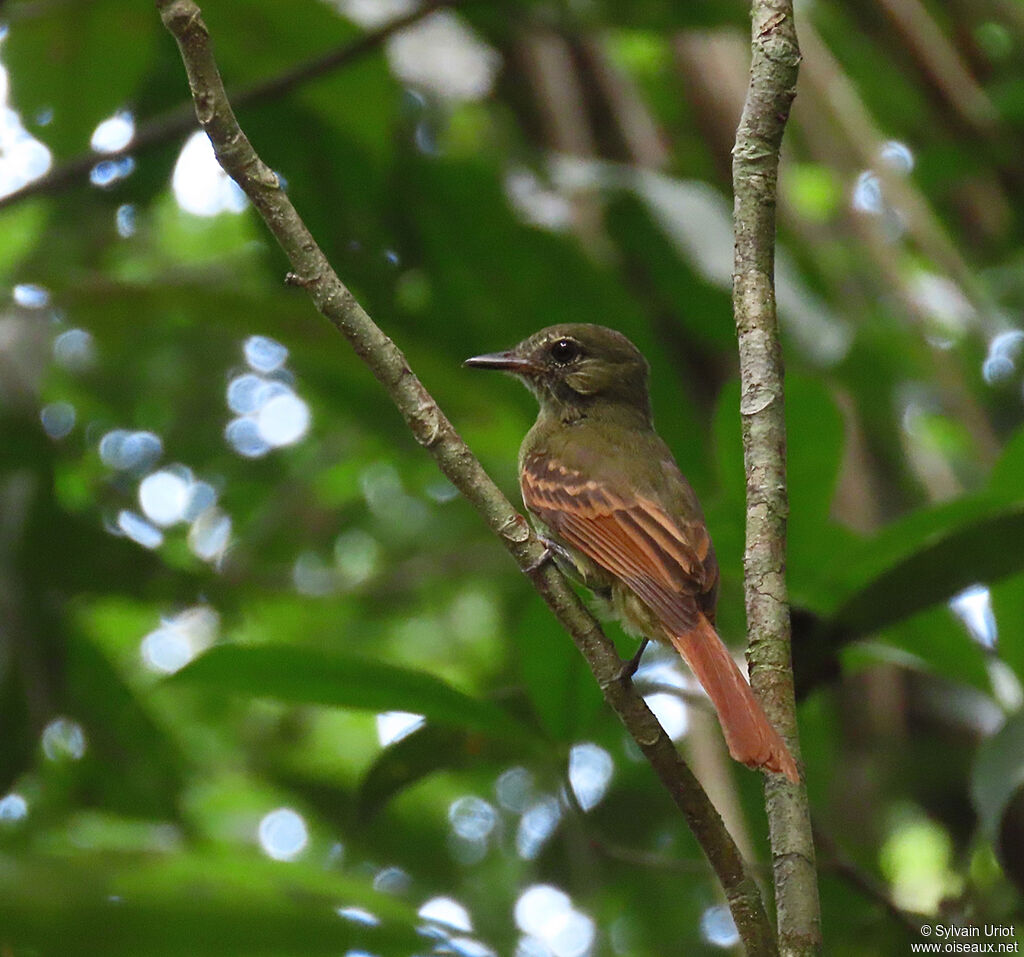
xmin=464 ymin=351 xmax=536 ymax=372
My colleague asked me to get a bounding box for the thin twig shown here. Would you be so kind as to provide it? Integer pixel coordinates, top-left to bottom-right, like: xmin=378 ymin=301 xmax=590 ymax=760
xmin=632 ymin=679 xmax=715 ymax=713
xmin=0 ymin=0 xmax=456 ymax=212
xmin=155 ymin=2 xmax=778 ymax=953
xmin=732 ymin=1 xmax=821 ymax=955
xmin=590 ymin=836 xmax=717 ymax=875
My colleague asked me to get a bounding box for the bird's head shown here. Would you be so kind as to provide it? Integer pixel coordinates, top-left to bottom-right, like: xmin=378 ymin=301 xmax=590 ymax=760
xmin=465 ymin=324 xmax=652 ymax=423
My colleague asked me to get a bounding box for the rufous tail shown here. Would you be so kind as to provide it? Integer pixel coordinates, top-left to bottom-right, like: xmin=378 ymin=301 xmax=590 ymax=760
xmin=664 ymin=615 xmax=799 ymax=783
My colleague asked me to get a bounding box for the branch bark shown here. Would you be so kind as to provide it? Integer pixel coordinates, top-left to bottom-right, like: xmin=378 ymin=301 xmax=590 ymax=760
xmin=156 ymin=1 xmax=778 ymax=953
xmin=732 ymin=3 xmax=821 ymax=956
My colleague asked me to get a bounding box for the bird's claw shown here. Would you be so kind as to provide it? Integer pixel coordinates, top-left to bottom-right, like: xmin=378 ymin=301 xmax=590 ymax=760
xmin=523 ymin=536 xmax=561 ymax=575
xmin=616 ymin=638 xmax=650 ymax=683
xmin=524 ymin=546 xmax=554 ymax=575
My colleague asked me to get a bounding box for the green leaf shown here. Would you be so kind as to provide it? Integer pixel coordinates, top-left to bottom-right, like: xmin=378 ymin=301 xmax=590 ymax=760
xmin=988 ymin=423 xmax=1024 ymax=503
xmin=991 ymin=571 xmax=1024 ymax=684
xmin=839 ymin=606 xmax=989 ymax=693
xmin=171 ymin=644 xmax=539 ymax=744
xmin=795 ymin=500 xmax=1024 ymax=695
xmin=971 ymin=711 xmax=1024 ymax=839
xmin=0 ymin=850 xmax=422 ymax=957
xmin=357 ymin=723 xmax=513 ymax=820
xmin=823 ymin=501 xmax=1024 ymax=640
xmin=805 ymin=416 xmax=1024 ymax=615
xmin=0 ymin=201 xmax=48 ymax=279
xmin=516 ymin=601 xmax=603 ymax=742
xmin=711 ymin=375 xmax=850 ymax=608
xmin=785 ymin=378 xmax=845 ymax=526
xmin=712 ymin=375 xmax=843 ymax=517
xmin=3 ymin=0 xmax=158 ymax=158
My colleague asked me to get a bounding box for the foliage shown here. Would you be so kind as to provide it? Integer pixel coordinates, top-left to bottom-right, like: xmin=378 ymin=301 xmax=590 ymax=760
xmin=0 ymin=0 xmax=1022 ymax=954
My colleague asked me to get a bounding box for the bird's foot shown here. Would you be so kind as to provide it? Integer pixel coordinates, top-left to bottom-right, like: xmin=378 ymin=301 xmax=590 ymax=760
xmin=523 ymin=536 xmax=573 ymax=575
xmin=523 ymin=547 xmax=552 ymax=575
xmin=616 ymin=638 xmax=650 ymax=683
xmin=523 ymin=536 xmax=558 ymax=574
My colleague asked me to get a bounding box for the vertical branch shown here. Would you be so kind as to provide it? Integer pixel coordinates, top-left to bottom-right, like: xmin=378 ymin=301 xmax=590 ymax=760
xmin=732 ymin=3 xmax=822 ymax=957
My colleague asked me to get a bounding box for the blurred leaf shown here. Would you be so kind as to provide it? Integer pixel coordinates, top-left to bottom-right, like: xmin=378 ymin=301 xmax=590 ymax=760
xmin=991 ymin=570 xmax=1024 ymax=685
xmin=516 ymin=601 xmax=603 ymax=741
xmin=199 ymin=1 xmax=365 ymax=91
xmin=356 ymin=723 xmax=511 ymax=820
xmin=794 ymin=500 xmax=1024 ymax=694
xmin=557 ymin=0 xmax=746 ymax=28
xmin=821 ymin=502 xmax=1024 ymax=640
xmin=785 ymin=378 xmax=845 ymax=526
xmin=839 ymin=605 xmax=989 ymax=693
xmin=712 ymin=375 xmax=851 ymax=608
xmin=2 ymin=0 xmax=1023 ymax=945
xmin=171 ymin=644 xmax=540 ymax=744
xmin=987 ymin=423 xmax=1024 ymax=502
xmin=64 ymin=633 xmax=187 ymax=817
xmin=0 ymin=201 xmax=49 ymax=278
xmin=712 ymin=375 xmax=843 ymax=517
xmin=0 ymin=850 xmax=422 ymax=956
xmin=3 ymin=0 xmax=158 ymax=158
xmin=405 ymin=158 xmax=646 ymax=346
xmin=786 ymin=164 xmax=842 ymax=223
xmin=971 ymin=711 xmax=1024 ymax=839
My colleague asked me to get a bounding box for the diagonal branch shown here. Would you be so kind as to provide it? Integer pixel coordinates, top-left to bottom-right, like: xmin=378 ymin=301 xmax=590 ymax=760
xmin=156 ymin=1 xmax=778 ymax=953
xmin=732 ymin=2 xmax=821 ymax=956
xmin=0 ymin=0 xmax=455 ymax=212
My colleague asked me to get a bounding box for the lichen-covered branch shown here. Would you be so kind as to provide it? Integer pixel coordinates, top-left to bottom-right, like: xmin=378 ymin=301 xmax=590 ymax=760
xmin=156 ymin=1 xmax=778 ymax=953
xmin=732 ymin=2 xmax=821 ymax=956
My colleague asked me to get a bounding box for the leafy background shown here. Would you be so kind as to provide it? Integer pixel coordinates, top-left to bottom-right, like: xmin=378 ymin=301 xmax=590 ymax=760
xmin=0 ymin=0 xmax=1022 ymax=954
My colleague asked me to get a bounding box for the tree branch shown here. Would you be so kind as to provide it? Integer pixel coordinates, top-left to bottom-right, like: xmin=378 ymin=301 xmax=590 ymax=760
xmin=156 ymin=1 xmax=778 ymax=952
xmin=0 ymin=0 xmax=454 ymax=212
xmin=732 ymin=3 xmax=821 ymax=956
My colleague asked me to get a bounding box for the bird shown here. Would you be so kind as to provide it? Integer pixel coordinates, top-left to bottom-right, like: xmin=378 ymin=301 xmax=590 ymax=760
xmin=465 ymin=323 xmax=799 ymax=782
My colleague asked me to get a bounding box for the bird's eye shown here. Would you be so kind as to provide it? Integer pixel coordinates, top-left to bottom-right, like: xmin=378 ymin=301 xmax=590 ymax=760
xmin=549 ymin=338 xmax=580 ymax=364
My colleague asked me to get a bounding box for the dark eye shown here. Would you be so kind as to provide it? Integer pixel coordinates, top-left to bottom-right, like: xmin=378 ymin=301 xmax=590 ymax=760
xmin=549 ymin=338 xmax=580 ymax=364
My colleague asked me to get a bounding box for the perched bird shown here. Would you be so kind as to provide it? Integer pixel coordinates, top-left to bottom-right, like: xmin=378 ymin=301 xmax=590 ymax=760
xmin=466 ymin=323 xmax=799 ymax=782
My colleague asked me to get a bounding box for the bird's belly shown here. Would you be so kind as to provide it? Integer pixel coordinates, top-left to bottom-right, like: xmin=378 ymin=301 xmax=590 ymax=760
xmin=606 ymin=582 xmax=667 ymax=642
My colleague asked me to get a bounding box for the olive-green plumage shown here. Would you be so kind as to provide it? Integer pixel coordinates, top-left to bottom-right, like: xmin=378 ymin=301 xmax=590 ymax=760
xmin=466 ymin=323 xmax=799 ymax=782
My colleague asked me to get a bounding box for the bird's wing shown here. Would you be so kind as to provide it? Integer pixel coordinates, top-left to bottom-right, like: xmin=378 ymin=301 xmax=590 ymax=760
xmin=520 ymin=454 xmax=716 ymax=634
xmin=521 ymin=453 xmax=799 ymax=782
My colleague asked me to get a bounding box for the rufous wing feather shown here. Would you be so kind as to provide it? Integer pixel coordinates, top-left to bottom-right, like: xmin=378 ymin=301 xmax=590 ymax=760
xmin=522 ymin=453 xmax=799 ymax=783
